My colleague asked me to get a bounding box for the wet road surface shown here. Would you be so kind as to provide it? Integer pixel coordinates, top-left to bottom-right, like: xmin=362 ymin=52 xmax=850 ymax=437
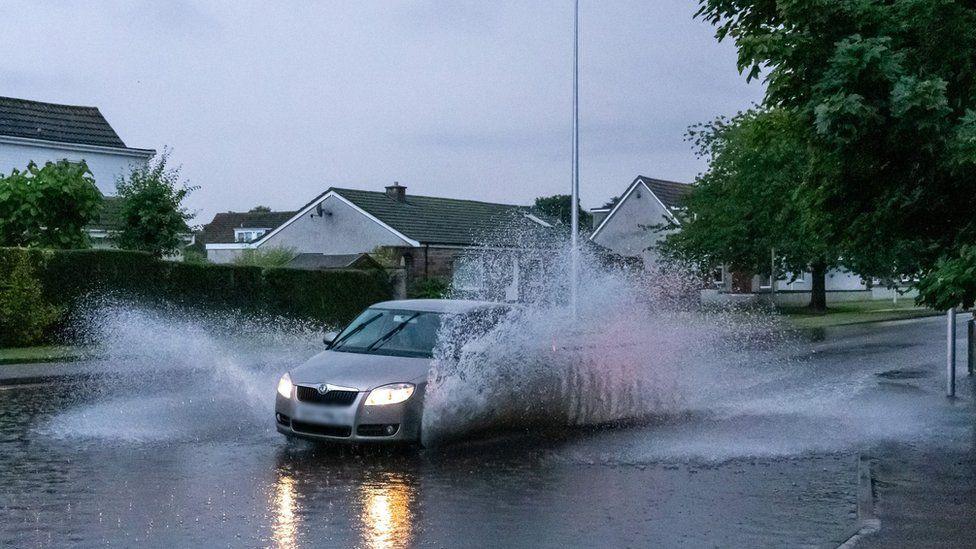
xmin=1 ymin=315 xmax=973 ymax=547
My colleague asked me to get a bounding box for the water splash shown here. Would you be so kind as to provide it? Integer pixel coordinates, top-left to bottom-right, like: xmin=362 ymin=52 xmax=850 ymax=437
xmin=421 ymin=231 xmax=796 ymax=445
xmin=37 ymin=299 xmax=325 ymax=443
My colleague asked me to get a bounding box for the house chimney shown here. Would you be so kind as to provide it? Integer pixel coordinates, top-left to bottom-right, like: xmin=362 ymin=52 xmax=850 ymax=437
xmin=385 ymin=181 xmax=406 ymax=202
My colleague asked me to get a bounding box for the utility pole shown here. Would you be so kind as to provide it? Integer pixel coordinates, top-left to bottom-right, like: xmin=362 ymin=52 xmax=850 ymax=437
xmin=569 ymin=0 xmax=580 ymax=316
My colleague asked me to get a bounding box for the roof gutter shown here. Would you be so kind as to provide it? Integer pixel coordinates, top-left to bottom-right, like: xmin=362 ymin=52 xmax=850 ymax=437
xmin=0 ymin=135 xmax=156 ymax=158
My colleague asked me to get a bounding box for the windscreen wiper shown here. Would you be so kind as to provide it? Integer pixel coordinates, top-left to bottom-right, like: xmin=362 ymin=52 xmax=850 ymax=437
xmin=330 ymin=313 xmax=382 ymax=350
xmin=365 ymin=313 xmax=421 ymax=352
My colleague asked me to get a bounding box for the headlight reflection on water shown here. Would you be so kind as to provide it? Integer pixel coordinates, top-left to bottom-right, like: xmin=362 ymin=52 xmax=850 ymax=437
xmin=271 ymin=472 xmax=299 ymax=549
xmin=360 ymin=476 xmax=415 ymax=549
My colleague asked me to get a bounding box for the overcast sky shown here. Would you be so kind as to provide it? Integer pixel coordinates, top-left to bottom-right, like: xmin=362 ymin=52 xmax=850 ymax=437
xmin=1 ymin=0 xmax=762 ymax=224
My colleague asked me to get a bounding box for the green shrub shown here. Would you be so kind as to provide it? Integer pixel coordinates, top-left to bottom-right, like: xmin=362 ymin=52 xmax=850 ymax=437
xmin=114 ymin=153 xmax=196 ymax=257
xmin=408 ymin=277 xmax=449 ymax=299
xmin=0 ymin=160 xmax=101 ymax=249
xmin=233 ymin=246 xmax=297 ymax=268
xmin=0 ymin=252 xmax=61 ymax=346
xmin=182 ymin=249 xmax=208 ymax=264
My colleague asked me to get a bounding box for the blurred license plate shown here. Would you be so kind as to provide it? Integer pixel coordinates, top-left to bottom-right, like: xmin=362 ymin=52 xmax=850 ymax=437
xmin=295 ymin=407 xmax=349 ymax=424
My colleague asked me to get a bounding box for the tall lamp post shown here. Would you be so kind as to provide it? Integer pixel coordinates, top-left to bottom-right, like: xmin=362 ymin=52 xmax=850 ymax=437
xmin=569 ymin=0 xmax=580 ymax=316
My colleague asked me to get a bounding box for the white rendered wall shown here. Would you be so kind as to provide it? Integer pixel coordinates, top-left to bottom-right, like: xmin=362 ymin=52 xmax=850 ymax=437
xmin=0 ymin=140 xmax=152 ymax=195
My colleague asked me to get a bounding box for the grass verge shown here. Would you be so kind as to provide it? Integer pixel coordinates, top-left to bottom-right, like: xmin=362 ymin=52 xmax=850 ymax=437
xmin=779 ymin=299 xmax=941 ymax=329
xmin=0 ymin=345 xmax=89 ymax=366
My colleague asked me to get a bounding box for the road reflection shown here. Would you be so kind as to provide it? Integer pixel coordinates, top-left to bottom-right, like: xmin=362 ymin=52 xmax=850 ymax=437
xmin=360 ymin=474 xmax=415 ymax=549
xmin=271 ymin=471 xmax=299 ymax=549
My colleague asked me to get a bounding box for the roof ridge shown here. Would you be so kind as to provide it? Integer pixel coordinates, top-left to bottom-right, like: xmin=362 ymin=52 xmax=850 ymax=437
xmin=0 ymin=96 xmax=101 ymax=111
xmin=331 ymin=187 xmax=530 ymax=208
xmin=636 ymin=174 xmax=690 ymax=186
xmin=214 ymin=210 xmax=297 ymax=216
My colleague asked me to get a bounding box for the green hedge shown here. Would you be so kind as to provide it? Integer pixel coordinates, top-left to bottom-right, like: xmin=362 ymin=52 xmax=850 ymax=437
xmin=0 ymin=248 xmax=392 ymax=337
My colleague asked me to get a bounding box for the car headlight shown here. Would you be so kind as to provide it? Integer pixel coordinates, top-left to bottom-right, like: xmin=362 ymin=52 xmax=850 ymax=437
xmin=364 ymin=383 xmax=415 ymax=406
xmin=277 ymin=372 xmax=293 ymax=399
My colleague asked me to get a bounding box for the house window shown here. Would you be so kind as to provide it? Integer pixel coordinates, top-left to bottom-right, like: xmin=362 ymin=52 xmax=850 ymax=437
xmin=711 ymin=266 xmax=724 ymax=285
xmin=234 ymin=228 xmax=269 ymax=243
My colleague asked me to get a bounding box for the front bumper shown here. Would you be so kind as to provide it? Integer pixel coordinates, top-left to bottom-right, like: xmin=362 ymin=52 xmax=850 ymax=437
xmin=275 ymin=385 xmax=423 ymax=444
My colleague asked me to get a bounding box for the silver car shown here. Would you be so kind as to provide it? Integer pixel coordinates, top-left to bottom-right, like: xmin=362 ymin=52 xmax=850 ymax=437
xmin=275 ymin=299 xmax=507 ymax=445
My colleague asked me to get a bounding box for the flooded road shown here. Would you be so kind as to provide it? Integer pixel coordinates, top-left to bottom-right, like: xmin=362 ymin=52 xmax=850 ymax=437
xmin=1 ymin=315 xmax=972 ymax=547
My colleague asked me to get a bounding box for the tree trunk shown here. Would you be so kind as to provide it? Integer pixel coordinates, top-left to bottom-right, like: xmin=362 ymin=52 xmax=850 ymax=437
xmin=809 ymin=261 xmax=828 ymax=312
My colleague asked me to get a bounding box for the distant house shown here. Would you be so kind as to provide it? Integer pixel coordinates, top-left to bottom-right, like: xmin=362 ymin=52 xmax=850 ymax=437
xmin=198 ymin=209 xmax=298 ymax=248
xmin=589 ymin=175 xmax=691 ymax=266
xmin=204 ymin=183 xmax=554 ymax=299
xmin=591 ymin=174 xmax=887 ymax=304
xmin=0 ymin=96 xmax=154 ymax=195
xmin=0 ymin=96 xmax=155 ymax=247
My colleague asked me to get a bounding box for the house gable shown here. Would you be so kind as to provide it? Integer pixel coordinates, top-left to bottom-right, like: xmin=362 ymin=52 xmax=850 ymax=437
xmin=590 ymin=176 xmax=688 ymax=259
xmin=252 ymin=190 xmax=420 ymax=250
xmin=256 ymin=193 xmax=416 ymax=254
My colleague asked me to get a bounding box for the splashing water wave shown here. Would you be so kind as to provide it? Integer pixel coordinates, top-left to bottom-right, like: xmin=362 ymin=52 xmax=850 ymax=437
xmin=420 ymin=233 xmax=794 ymax=445
xmin=37 ymin=299 xmax=324 ymax=443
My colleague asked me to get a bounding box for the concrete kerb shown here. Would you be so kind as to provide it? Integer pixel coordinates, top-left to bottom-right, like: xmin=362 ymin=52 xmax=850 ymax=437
xmin=835 ymin=455 xmax=880 ymax=548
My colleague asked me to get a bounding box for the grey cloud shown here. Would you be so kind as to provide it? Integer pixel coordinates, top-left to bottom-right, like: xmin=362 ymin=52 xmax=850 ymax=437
xmin=0 ymin=0 xmax=762 ymax=222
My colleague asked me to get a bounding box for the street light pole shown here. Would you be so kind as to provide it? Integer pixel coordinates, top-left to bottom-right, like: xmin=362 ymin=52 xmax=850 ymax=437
xmin=569 ymin=0 xmax=580 ymax=316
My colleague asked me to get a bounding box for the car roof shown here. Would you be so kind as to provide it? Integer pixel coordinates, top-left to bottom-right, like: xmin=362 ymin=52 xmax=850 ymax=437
xmin=369 ymin=299 xmax=507 ymax=314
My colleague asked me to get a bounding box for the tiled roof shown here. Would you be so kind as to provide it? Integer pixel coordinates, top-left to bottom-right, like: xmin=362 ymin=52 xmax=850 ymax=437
xmin=329 ymin=187 xmax=551 ymax=246
xmin=200 ymin=210 xmax=297 ymax=245
xmin=285 ymin=253 xmax=382 ymax=270
xmin=0 ymin=96 xmax=128 ymax=148
xmin=636 ymin=175 xmax=692 ymax=208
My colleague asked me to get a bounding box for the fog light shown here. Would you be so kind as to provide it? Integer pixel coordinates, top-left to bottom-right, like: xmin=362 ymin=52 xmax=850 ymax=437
xmin=385 ymin=425 xmax=396 ymax=435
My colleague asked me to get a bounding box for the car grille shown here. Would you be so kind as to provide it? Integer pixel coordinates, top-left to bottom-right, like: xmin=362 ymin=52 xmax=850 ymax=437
xmin=296 ymin=385 xmax=359 ymax=406
xmin=291 ymin=420 xmax=352 ymax=438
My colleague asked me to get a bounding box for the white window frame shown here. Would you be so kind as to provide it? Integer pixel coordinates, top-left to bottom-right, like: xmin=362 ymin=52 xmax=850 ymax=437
xmin=234 ymin=228 xmax=270 ymax=243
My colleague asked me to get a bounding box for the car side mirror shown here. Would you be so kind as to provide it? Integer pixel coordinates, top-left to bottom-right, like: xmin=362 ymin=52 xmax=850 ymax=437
xmin=322 ymin=331 xmax=339 ymax=348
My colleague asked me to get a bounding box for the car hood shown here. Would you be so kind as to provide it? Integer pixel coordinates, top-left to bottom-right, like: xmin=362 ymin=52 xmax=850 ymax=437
xmin=289 ymin=350 xmax=431 ymax=390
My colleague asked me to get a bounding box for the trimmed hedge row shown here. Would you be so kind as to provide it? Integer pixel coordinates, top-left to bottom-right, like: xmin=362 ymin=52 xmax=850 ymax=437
xmin=0 ymin=247 xmax=392 ymax=332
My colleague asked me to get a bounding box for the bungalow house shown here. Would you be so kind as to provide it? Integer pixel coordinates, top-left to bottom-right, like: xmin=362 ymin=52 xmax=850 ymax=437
xmin=0 ymin=96 xmax=156 ymax=247
xmin=203 ymin=183 xmax=554 ymax=299
xmin=590 ymin=174 xmax=885 ymax=304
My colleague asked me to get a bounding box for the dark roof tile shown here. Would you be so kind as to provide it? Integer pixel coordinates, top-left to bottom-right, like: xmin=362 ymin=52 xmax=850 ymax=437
xmin=331 ymin=187 xmax=550 ymax=246
xmin=285 ymin=253 xmax=382 ymax=270
xmin=0 ymin=96 xmax=127 ymax=148
xmin=200 ymin=210 xmax=297 ymax=244
xmin=637 ymin=176 xmax=692 ymax=209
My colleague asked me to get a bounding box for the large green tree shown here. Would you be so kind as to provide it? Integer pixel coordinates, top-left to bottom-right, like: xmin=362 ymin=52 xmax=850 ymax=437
xmin=662 ymin=109 xmax=839 ymax=310
xmin=0 ymin=160 xmax=101 ymax=248
xmin=697 ymin=0 xmax=976 ymax=307
xmin=115 ymin=153 xmax=197 ymax=257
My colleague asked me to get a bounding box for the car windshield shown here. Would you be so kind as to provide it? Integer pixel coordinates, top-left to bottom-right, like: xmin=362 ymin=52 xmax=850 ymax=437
xmin=329 ymin=308 xmax=444 ymax=358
